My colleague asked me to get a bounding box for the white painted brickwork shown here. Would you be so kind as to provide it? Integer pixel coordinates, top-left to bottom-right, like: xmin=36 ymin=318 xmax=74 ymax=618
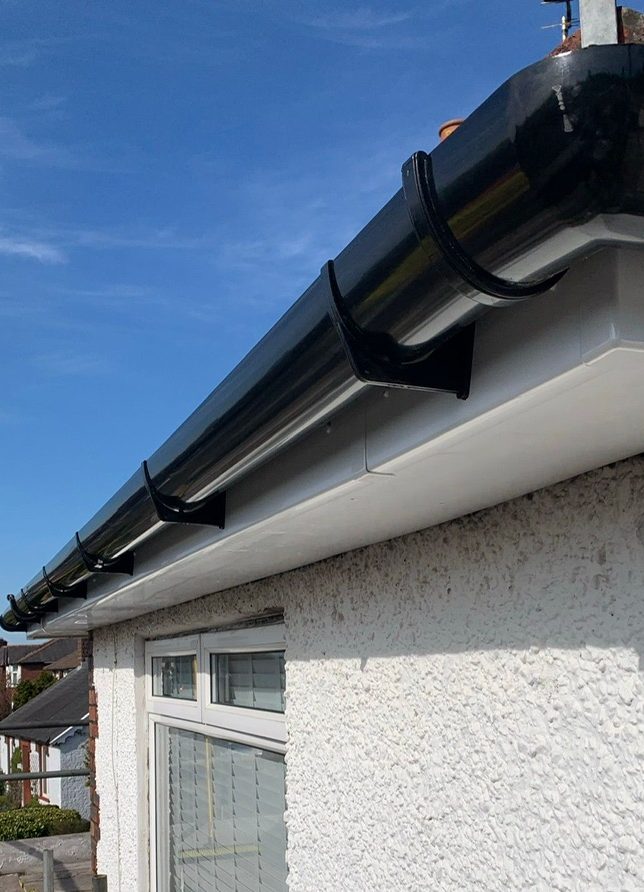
xmin=94 ymin=456 xmax=644 ymax=891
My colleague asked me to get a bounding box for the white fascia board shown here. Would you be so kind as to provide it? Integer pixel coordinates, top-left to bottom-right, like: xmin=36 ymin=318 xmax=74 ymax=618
xmin=37 ymin=246 xmax=644 ymax=635
xmin=49 ymin=712 xmax=90 ymax=747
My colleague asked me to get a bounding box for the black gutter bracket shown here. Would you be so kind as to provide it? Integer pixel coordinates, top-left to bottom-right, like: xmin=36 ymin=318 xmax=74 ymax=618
xmin=402 ymin=151 xmax=567 ymax=301
xmin=43 ymin=566 xmax=87 ymax=600
xmin=25 ymin=586 xmax=58 ymax=615
xmin=0 ymin=615 xmax=26 ymax=633
xmin=324 ymin=258 xmax=475 ymax=398
xmin=7 ymin=593 xmax=47 ymax=623
xmin=142 ymin=461 xmax=226 ymax=528
xmin=75 ymin=532 xmax=134 ymax=576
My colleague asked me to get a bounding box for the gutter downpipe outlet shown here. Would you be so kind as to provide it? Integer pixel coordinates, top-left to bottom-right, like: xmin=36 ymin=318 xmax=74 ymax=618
xmin=4 ymin=44 xmax=644 ymax=632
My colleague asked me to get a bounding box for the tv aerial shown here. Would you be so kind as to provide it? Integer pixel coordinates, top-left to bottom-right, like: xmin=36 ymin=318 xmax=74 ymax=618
xmin=542 ymin=0 xmax=578 ymax=41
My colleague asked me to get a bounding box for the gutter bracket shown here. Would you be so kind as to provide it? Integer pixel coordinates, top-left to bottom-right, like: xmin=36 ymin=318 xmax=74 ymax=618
xmin=75 ymin=532 xmax=134 ymax=576
xmin=142 ymin=461 xmax=226 ymax=529
xmin=26 ymin=587 xmax=58 ymax=615
xmin=0 ymin=616 xmax=27 ymax=633
xmin=402 ymin=151 xmax=567 ymax=301
xmin=43 ymin=566 xmax=87 ymax=600
xmin=7 ymin=593 xmax=47 ymax=623
xmin=324 ymin=259 xmax=475 ymax=398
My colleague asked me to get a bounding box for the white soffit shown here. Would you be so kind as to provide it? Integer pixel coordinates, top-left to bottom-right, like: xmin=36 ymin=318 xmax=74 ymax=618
xmin=38 ymin=246 xmax=644 ymax=635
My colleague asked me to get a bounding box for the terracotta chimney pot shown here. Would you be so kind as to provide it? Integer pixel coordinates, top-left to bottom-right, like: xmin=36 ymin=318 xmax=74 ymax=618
xmin=438 ymin=118 xmax=465 ymax=141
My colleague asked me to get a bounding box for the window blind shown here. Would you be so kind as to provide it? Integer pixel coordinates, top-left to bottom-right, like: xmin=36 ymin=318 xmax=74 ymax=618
xmin=212 ymin=652 xmax=285 ymax=712
xmin=157 ymin=725 xmax=287 ymax=892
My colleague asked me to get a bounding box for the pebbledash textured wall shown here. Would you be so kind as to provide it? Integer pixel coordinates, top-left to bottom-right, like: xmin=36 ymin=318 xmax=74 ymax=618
xmin=93 ymin=456 xmax=644 ymax=891
xmin=59 ymin=730 xmax=90 ymax=820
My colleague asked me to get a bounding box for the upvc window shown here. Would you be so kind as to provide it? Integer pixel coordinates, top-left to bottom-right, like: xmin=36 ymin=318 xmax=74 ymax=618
xmin=147 ymin=624 xmax=287 ymax=892
xmin=146 ymin=636 xmax=201 ymax=723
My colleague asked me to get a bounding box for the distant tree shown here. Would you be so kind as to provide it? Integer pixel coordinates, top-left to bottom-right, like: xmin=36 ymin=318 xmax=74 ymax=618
xmin=0 ymin=687 xmax=12 ymax=722
xmin=12 ymin=671 xmax=56 ymax=711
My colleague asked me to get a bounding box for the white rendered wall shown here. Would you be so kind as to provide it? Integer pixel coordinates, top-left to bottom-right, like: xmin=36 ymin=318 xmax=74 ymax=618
xmin=93 ymin=456 xmax=644 ymax=891
xmin=0 ymin=736 xmax=9 ymax=776
xmin=58 ymin=731 xmax=90 ymax=819
xmin=47 ymin=746 xmax=61 ymax=808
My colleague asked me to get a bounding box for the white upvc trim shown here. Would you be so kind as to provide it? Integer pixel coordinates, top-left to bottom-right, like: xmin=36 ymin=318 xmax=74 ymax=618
xmin=146 ymin=624 xmax=287 ymax=892
xmin=144 ymin=635 xmax=200 ymax=723
xmin=200 ymin=701 xmax=287 ymax=745
xmin=201 ymin=624 xmax=286 ymax=742
xmin=201 ymin=624 xmax=286 ymax=653
xmin=49 ymin=711 xmax=90 ymax=746
xmin=149 ymin=713 xmax=287 ymax=756
xmin=148 ymin=717 xmax=163 ymax=892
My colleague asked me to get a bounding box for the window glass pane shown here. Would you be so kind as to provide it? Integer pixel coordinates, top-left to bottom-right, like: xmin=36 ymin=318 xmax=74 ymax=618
xmin=211 ymin=651 xmax=285 ymax=712
xmin=156 ymin=725 xmax=287 ymax=892
xmin=152 ymin=654 xmax=197 ymax=700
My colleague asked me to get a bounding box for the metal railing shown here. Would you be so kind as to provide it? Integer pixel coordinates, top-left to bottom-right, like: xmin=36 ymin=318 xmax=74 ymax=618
xmin=0 ymin=768 xmax=88 ymax=781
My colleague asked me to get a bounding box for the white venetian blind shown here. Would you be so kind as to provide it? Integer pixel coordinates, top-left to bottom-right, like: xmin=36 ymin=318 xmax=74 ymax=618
xmin=212 ymin=651 xmax=285 ymax=712
xmin=158 ymin=725 xmax=287 ymax=892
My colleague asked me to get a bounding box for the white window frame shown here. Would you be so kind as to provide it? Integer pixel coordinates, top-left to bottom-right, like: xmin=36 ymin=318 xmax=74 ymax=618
xmin=145 ymin=635 xmax=201 ymax=723
xmin=201 ymin=625 xmax=287 ymax=744
xmin=145 ymin=623 xmax=287 ymax=892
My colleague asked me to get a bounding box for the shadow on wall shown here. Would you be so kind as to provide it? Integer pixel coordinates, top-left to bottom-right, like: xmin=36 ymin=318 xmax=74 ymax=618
xmin=282 ymin=455 xmax=644 ymax=668
xmin=117 ymin=454 xmax=644 ymax=671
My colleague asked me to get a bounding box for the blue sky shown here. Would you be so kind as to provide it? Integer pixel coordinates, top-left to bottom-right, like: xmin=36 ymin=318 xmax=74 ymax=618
xmin=0 ymin=0 xmax=583 ymax=639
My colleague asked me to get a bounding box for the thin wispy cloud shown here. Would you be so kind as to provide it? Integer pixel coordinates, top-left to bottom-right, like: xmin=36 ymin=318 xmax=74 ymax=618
xmin=53 ymin=284 xmax=174 ymax=314
xmin=307 ymin=8 xmax=412 ymax=30
xmin=29 ymin=94 xmax=67 ymax=113
xmin=0 ymin=235 xmax=65 ymax=263
xmin=0 ymin=115 xmax=131 ymax=173
xmin=0 ymin=115 xmax=86 ymax=169
xmin=66 ymin=227 xmax=212 ymax=251
xmin=32 ymin=352 xmax=107 ymax=378
xmin=0 ymin=38 xmax=43 ymax=67
xmin=0 ymin=219 xmax=218 ymax=264
xmin=0 ymin=35 xmax=92 ymax=69
xmin=210 ymin=137 xmax=413 ymax=304
xmin=290 ymin=2 xmax=464 ymax=49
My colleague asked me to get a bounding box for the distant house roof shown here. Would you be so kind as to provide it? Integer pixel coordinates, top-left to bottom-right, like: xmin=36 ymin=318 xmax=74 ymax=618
xmin=46 ymin=649 xmax=81 ymax=672
xmin=0 ymin=664 xmax=89 ymax=744
xmin=17 ymin=638 xmax=78 ymax=667
xmin=0 ymin=644 xmax=41 ymax=666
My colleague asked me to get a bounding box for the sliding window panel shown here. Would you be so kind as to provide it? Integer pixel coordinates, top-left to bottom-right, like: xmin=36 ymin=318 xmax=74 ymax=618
xmin=212 ymin=651 xmax=285 ymax=712
xmin=147 ymin=636 xmax=201 ymax=722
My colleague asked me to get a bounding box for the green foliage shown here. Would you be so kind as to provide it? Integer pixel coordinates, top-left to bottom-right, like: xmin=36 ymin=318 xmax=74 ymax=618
xmin=6 ymin=747 xmax=22 ymax=809
xmin=10 ymin=748 xmax=21 ymax=772
xmin=0 ymin=795 xmax=14 ymax=812
xmin=0 ymin=804 xmax=89 ymax=841
xmin=12 ymin=671 xmax=56 ymax=711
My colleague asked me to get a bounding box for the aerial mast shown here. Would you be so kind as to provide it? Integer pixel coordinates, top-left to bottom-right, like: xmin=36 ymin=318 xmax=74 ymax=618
xmin=542 ymin=0 xmax=576 ymax=41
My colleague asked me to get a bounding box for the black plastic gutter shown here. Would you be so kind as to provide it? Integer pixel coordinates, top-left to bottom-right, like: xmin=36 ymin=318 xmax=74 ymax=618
xmin=4 ymin=44 xmax=644 ymax=632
